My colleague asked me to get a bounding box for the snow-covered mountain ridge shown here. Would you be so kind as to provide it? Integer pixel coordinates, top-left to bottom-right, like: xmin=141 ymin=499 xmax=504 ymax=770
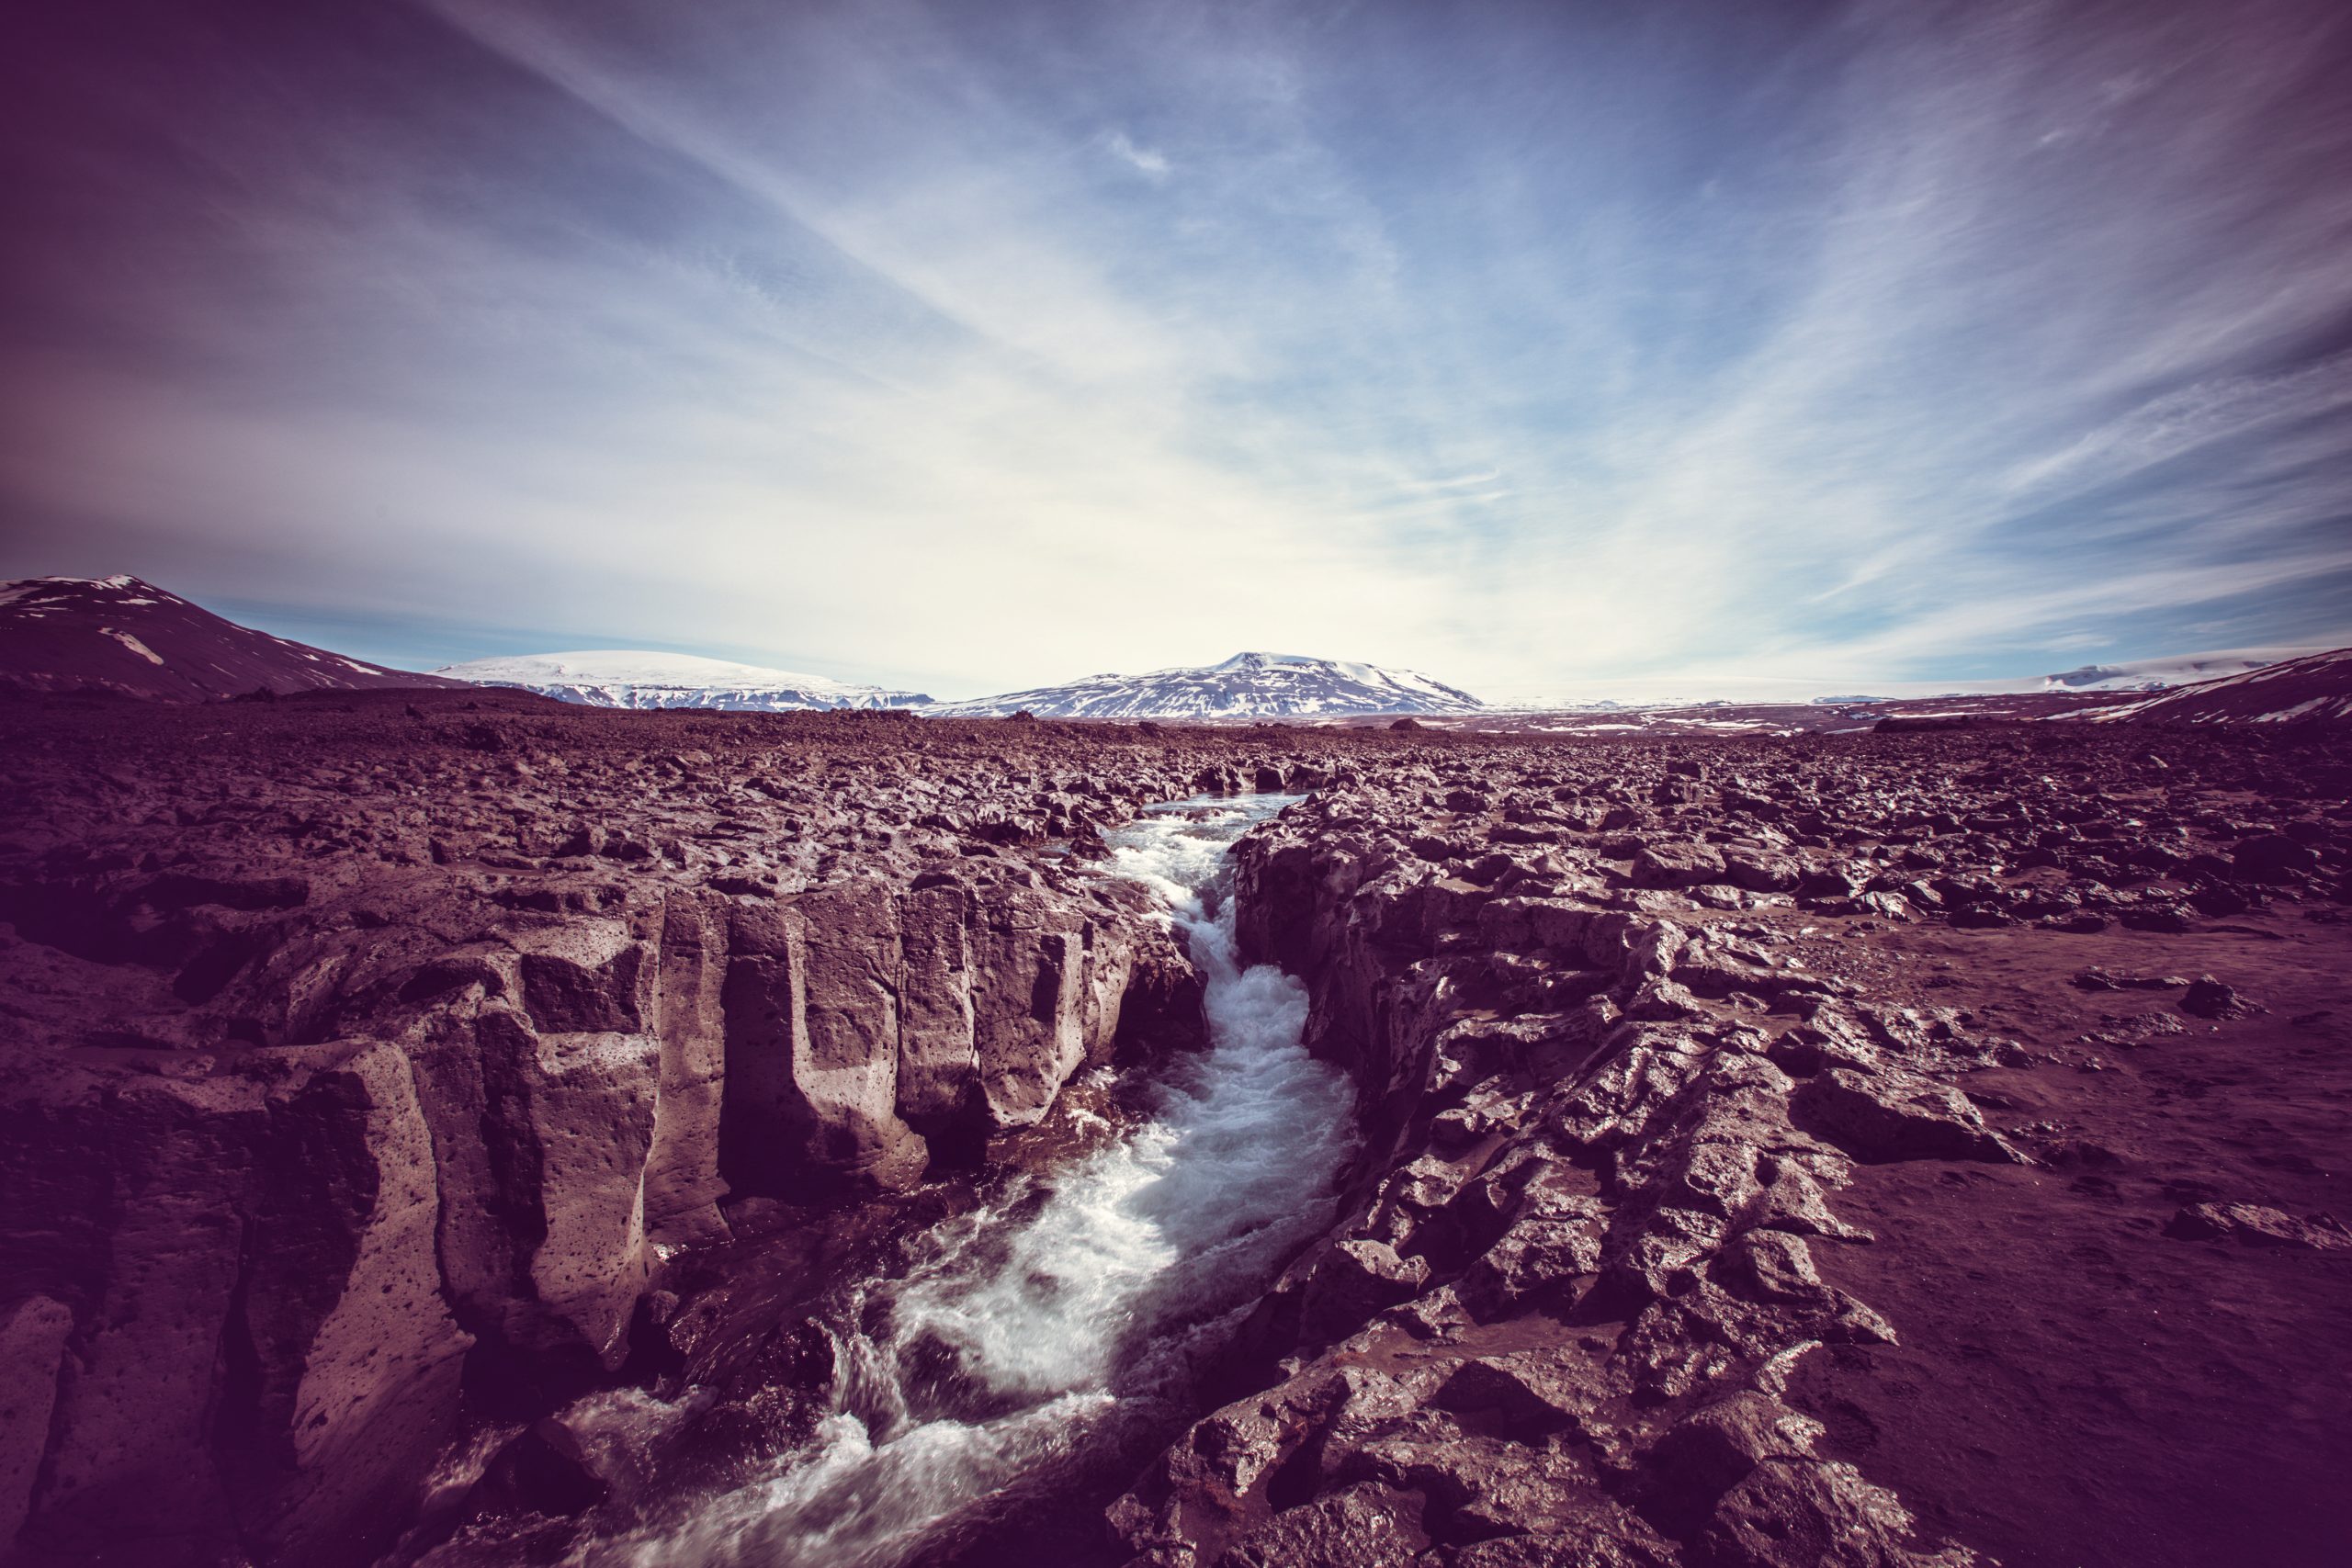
xmin=433 ymin=650 xmax=931 ymax=711
xmin=924 ymin=651 xmax=1484 ymax=719
xmin=2041 ymin=646 xmax=2324 ymax=693
xmin=2082 ymin=647 xmax=2352 ymax=725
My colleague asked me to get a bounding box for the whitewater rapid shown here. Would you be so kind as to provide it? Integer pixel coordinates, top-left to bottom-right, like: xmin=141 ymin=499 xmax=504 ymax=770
xmin=568 ymin=795 xmax=1357 ymax=1568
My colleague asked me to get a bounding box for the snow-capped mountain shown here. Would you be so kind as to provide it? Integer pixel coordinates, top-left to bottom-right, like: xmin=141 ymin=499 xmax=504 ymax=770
xmin=434 ymin=650 xmax=933 ymax=711
xmin=925 ymin=651 xmax=1484 ymax=719
xmin=2086 ymin=646 xmax=2352 ymax=725
xmin=0 ymin=575 xmax=464 ymax=700
xmin=2041 ymin=647 xmax=2321 ymax=693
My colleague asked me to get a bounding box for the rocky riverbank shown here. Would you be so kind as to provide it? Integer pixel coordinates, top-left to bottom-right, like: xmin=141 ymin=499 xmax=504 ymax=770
xmin=0 ymin=692 xmax=1346 ymax=1565
xmin=1115 ymin=728 xmax=2352 ymax=1568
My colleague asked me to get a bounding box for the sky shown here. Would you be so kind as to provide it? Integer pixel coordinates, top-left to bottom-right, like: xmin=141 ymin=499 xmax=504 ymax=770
xmin=3 ymin=0 xmax=2349 ymax=705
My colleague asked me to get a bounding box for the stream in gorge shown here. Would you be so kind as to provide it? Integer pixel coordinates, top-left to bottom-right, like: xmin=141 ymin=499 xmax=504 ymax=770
xmin=435 ymin=795 xmax=1358 ymax=1568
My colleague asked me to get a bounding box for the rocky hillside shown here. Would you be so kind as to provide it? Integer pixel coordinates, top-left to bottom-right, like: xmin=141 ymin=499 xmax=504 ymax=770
xmin=0 ymin=576 xmax=464 ymax=700
xmin=2041 ymin=647 xmax=2309 ymax=693
xmin=2089 ymin=646 xmax=2352 ymax=726
xmin=928 ymin=651 xmax=1486 ymax=719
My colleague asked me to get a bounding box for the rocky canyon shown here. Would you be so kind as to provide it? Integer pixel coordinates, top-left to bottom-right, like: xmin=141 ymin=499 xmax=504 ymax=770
xmin=1 ymin=688 xmax=2346 ymax=1567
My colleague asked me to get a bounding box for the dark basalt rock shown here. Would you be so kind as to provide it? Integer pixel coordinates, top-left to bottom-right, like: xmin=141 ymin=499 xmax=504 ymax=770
xmin=1632 ymin=843 xmax=1728 ymax=889
xmin=1790 ymin=1067 xmax=2024 ymax=1165
xmin=2178 ymin=975 xmax=2258 ymax=1019
xmin=2164 ymin=1202 xmax=2348 ymax=1250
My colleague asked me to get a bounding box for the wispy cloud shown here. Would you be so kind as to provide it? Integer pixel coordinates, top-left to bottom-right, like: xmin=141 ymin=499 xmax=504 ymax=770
xmin=3 ymin=0 xmax=2347 ymax=700
xmin=1102 ymin=130 xmax=1170 ymax=179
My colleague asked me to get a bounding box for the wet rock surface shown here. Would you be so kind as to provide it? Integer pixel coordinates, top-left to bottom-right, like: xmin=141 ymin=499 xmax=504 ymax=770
xmin=1 ymin=694 xmax=2348 ymax=1565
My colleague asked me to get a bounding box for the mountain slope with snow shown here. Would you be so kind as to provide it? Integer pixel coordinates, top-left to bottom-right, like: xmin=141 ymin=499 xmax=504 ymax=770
xmin=435 ymin=650 xmax=932 ymax=711
xmin=2041 ymin=646 xmax=2323 ymax=693
xmin=0 ymin=575 xmax=465 ymax=700
xmin=2085 ymin=646 xmax=2352 ymax=725
xmin=925 ymin=651 xmax=1484 ymax=719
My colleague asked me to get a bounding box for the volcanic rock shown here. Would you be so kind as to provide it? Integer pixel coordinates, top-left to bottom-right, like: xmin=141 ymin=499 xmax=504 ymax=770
xmin=2178 ymin=975 xmax=2258 ymax=1019
xmin=2164 ymin=1202 xmax=2349 ymax=1250
xmin=6 ymin=687 xmax=2350 ymax=1568
xmin=0 ymin=693 xmax=1268 ymax=1562
xmin=1791 ymin=1067 xmax=2025 ymax=1165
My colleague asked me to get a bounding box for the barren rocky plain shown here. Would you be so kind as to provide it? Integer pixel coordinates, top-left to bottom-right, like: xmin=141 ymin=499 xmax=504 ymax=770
xmin=1 ymin=687 xmax=2347 ymax=1568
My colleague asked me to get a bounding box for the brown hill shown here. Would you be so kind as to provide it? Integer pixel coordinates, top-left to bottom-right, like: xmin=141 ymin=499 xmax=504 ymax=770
xmin=0 ymin=575 xmax=465 ymax=700
xmin=2092 ymin=646 xmax=2352 ymax=726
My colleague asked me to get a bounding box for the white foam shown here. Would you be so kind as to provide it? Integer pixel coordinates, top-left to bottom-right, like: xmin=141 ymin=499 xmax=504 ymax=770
xmin=575 ymin=795 xmax=1353 ymax=1567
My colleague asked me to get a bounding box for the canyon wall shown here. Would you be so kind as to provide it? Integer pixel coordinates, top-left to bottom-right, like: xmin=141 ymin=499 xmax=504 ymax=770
xmin=0 ymin=694 xmax=1337 ymax=1567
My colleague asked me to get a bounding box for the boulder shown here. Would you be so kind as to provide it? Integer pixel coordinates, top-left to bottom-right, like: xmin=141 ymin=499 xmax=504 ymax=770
xmin=1216 ymin=1483 xmax=1426 ymax=1568
xmin=2232 ymin=834 xmax=2319 ymax=883
xmin=1632 ymin=843 xmax=1728 ymax=889
xmin=0 ymin=1298 xmax=74 ymax=1544
xmin=1652 ymin=1390 xmax=1826 ymax=1516
xmin=1792 ymin=1067 xmax=2023 ymax=1164
xmin=1304 ymin=1239 xmax=1432 ymax=1341
xmin=2165 ymin=1202 xmax=2349 ymax=1250
xmin=1433 ymin=1347 xmax=1610 ymax=1439
xmin=1693 ymin=1458 xmax=1977 ymax=1568
xmin=1464 ymin=1213 xmax=1605 ymax=1311
xmin=2179 ymin=976 xmax=2257 ymax=1021
xmin=1722 ymin=850 xmax=1802 ymax=894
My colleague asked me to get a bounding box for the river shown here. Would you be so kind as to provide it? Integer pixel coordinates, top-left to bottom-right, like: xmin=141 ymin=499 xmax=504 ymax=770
xmin=519 ymin=795 xmax=1355 ymax=1567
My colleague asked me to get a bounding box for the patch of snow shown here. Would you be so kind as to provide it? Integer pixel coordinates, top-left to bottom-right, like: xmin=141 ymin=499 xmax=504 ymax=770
xmin=2041 ymin=645 xmax=2323 ymax=692
xmin=2084 ymin=644 xmax=2352 ymax=725
xmin=435 ymin=650 xmax=932 ymax=711
xmin=2 ymin=574 xmax=164 ymax=609
xmin=100 ymin=627 xmax=165 ymax=666
xmin=928 ymin=651 xmax=1483 ymax=719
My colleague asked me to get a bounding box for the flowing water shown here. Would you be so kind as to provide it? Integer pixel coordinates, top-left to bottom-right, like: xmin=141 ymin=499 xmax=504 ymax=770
xmin=558 ymin=795 xmax=1357 ymax=1567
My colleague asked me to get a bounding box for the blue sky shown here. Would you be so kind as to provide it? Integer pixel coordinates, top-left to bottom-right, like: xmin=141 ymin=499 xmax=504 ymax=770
xmin=4 ymin=0 xmax=2348 ymax=702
